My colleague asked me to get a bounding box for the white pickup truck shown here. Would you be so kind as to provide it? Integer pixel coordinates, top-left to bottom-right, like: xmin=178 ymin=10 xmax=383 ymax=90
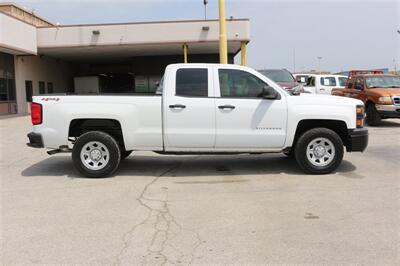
xmin=27 ymin=64 xmax=368 ymax=177
xmin=303 ymin=74 xmax=348 ymax=95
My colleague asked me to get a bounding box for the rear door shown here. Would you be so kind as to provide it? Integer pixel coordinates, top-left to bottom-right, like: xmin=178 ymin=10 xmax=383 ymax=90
xmin=214 ymin=67 xmax=287 ymax=150
xmin=164 ymin=67 xmax=216 ymax=150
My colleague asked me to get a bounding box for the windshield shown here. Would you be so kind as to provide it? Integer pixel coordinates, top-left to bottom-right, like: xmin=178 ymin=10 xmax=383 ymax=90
xmin=338 ymin=77 xmax=348 ymax=87
xmin=259 ymin=70 xmax=295 ymax=83
xmin=365 ymin=76 xmax=400 ymax=88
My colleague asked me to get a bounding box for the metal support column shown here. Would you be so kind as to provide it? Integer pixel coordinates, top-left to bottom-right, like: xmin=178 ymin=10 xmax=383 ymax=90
xmin=218 ymin=0 xmax=228 ymax=64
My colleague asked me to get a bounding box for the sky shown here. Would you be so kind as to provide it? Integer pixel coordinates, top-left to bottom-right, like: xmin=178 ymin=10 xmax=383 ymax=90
xmin=3 ymin=0 xmax=400 ymax=72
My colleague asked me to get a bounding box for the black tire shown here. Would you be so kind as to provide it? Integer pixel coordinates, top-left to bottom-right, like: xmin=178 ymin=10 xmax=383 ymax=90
xmin=121 ymin=150 xmax=132 ymax=160
xmin=366 ymin=103 xmax=381 ymax=126
xmin=72 ymin=131 xmax=121 ymax=178
xmin=294 ymin=128 xmax=344 ymax=174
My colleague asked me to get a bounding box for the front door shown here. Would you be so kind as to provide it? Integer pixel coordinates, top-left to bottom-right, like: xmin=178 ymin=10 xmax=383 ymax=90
xmin=214 ymin=68 xmax=287 ymax=150
xmin=164 ymin=67 xmax=216 ymax=150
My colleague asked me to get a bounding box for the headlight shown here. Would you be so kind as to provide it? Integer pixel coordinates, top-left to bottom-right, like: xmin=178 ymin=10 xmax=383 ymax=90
xmin=377 ymin=96 xmax=393 ymax=105
xmin=356 ymin=105 xmax=365 ymax=128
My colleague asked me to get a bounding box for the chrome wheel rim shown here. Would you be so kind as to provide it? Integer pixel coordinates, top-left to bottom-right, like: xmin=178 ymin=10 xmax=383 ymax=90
xmin=306 ymin=137 xmax=335 ymax=167
xmin=80 ymin=141 xmax=110 ymax=170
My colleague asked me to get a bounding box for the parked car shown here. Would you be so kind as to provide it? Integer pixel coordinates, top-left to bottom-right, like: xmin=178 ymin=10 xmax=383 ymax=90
xmin=27 ymin=63 xmax=368 ymax=177
xmin=304 ymin=74 xmax=348 ymax=95
xmin=332 ymin=74 xmax=400 ymax=126
xmin=259 ymin=69 xmax=304 ymax=94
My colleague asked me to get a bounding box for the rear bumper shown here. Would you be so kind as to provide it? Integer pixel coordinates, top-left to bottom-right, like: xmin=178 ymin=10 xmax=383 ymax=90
xmin=27 ymin=132 xmax=44 ymax=148
xmin=347 ymin=128 xmax=368 ymax=152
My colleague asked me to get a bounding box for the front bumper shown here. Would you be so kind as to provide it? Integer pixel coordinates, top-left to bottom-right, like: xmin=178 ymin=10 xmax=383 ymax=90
xmin=27 ymin=132 xmax=44 ymax=148
xmin=347 ymin=128 xmax=368 ymax=152
xmin=376 ymin=104 xmax=400 ymax=118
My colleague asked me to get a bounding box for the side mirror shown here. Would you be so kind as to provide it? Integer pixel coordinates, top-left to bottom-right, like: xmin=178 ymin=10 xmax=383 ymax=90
xmin=262 ymin=86 xmax=279 ymax=100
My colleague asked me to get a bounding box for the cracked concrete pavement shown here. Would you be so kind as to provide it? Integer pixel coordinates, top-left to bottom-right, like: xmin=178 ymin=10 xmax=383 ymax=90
xmin=1 ymin=116 xmax=399 ymax=265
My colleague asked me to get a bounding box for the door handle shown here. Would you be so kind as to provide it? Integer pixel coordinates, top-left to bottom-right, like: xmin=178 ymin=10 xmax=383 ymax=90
xmin=169 ymin=104 xmax=186 ymax=109
xmin=218 ymin=105 xmax=235 ymax=110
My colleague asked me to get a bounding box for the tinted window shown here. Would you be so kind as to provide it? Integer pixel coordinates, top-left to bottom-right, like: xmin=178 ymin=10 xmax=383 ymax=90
xmin=307 ymin=77 xmax=315 ymax=86
xmin=39 ymin=81 xmax=45 ymax=94
xmin=0 ymin=78 xmax=6 ymax=101
xmin=219 ymin=69 xmax=268 ymax=98
xmin=347 ymin=78 xmax=354 ymax=89
xmin=320 ymin=77 xmax=337 ymax=86
xmin=7 ymin=79 xmax=15 ymax=101
xmin=25 ymin=80 xmax=33 ymax=102
xmin=47 ymin=82 xmax=54 ymax=94
xmin=339 ymin=77 xmax=348 ymax=87
xmin=295 ymin=75 xmax=309 ymax=84
xmin=354 ymin=78 xmax=364 ymax=90
xmin=176 ymin=68 xmax=208 ymax=97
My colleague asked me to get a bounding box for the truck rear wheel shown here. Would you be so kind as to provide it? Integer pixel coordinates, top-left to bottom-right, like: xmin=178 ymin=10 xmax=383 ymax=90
xmin=294 ymin=128 xmax=344 ymax=174
xmin=366 ymin=104 xmax=381 ymax=126
xmin=72 ymin=131 xmax=121 ymax=178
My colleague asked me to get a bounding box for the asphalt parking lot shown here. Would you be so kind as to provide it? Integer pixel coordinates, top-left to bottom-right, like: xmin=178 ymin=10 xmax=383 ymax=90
xmin=1 ymin=115 xmax=399 ymax=265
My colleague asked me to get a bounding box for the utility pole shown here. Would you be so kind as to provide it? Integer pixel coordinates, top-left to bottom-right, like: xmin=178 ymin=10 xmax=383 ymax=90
xmin=203 ymin=0 xmax=208 ymax=20
xmin=317 ymin=56 xmax=323 ymax=73
xmin=293 ymin=48 xmax=296 ymax=73
xmin=218 ymin=0 xmax=228 ymax=64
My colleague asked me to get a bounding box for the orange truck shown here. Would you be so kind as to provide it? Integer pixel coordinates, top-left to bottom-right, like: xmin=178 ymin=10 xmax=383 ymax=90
xmin=332 ymin=70 xmax=400 ymax=126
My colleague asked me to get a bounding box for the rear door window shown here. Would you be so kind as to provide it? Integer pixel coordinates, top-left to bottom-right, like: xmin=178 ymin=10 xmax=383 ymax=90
xmin=176 ymin=68 xmax=208 ymax=97
xmin=320 ymin=77 xmax=337 ymax=86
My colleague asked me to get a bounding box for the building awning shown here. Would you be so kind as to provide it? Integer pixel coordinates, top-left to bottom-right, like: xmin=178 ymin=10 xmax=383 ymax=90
xmin=36 ymin=19 xmax=250 ymax=62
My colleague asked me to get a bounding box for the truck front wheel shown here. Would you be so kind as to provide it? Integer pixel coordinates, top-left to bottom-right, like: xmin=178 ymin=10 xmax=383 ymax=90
xmin=366 ymin=103 xmax=381 ymax=126
xmin=72 ymin=131 xmax=121 ymax=178
xmin=294 ymin=128 xmax=344 ymax=174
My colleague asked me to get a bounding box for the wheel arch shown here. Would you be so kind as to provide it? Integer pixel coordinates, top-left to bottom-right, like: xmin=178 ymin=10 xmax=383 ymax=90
xmin=68 ymin=118 xmax=126 ymax=150
xmin=291 ymin=119 xmax=350 ymax=151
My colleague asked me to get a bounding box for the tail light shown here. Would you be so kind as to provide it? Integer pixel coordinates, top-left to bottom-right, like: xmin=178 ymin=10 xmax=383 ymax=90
xmin=31 ymin=103 xmax=42 ymax=125
xmin=356 ymin=105 xmax=365 ymax=128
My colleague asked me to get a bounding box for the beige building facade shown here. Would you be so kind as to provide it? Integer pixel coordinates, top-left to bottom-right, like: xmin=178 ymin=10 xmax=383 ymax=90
xmin=0 ymin=2 xmax=250 ymax=115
